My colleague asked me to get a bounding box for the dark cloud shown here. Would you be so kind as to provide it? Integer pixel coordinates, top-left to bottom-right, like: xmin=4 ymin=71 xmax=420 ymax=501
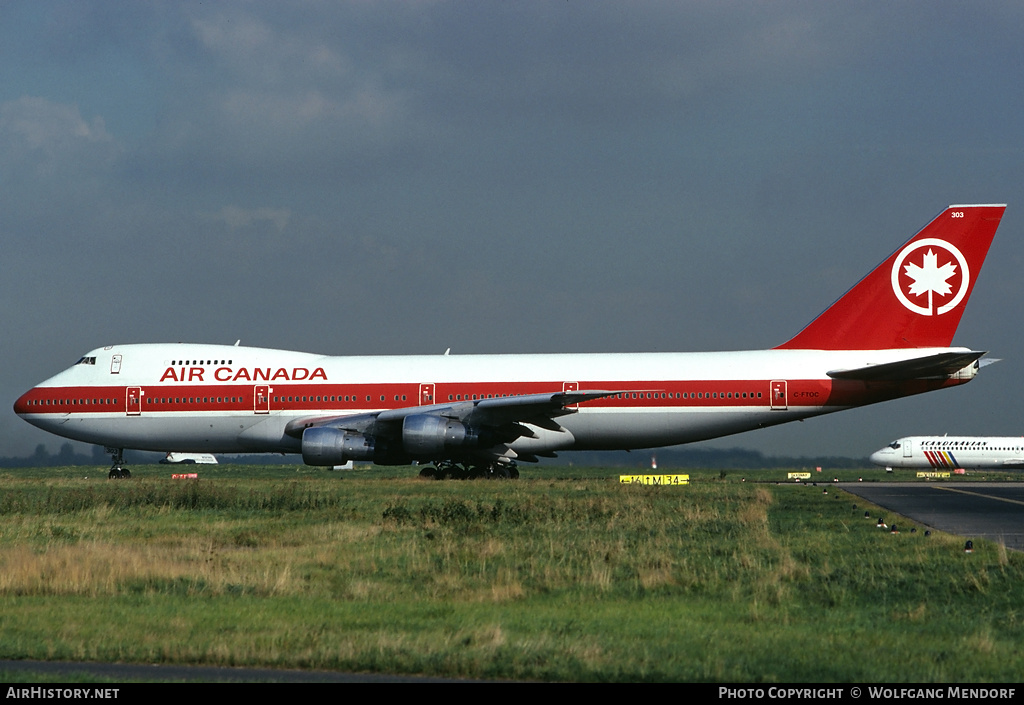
xmin=2 ymin=2 xmax=1022 ymax=457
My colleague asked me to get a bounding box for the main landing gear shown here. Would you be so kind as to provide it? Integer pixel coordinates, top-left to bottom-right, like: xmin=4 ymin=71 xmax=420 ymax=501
xmin=419 ymin=460 xmax=520 ymax=480
xmin=106 ymin=447 xmax=131 ymax=479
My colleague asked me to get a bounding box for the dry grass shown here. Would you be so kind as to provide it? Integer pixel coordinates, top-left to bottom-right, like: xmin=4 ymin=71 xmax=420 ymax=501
xmin=0 ymin=471 xmax=1022 ymax=681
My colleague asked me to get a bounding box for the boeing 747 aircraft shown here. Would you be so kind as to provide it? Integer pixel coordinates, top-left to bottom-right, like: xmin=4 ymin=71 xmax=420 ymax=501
xmin=871 ymin=436 xmax=1024 ymax=470
xmin=14 ymin=204 xmax=1006 ymax=478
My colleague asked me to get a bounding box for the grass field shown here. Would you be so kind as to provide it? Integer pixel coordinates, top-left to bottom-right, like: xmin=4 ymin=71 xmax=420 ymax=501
xmin=0 ymin=464 xmax=1021 ymax=682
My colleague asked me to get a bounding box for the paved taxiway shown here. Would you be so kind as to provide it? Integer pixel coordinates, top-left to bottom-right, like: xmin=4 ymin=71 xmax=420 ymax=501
xmin=840 ymin=482 xmax=1024 ymax=551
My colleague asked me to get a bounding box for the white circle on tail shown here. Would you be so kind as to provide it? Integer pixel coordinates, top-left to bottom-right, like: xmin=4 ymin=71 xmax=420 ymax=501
xmin=890 ymin=238 xmax=969 ymax=316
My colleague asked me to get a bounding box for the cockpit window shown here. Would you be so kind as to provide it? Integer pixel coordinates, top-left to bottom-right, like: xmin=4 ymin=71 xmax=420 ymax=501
xmin=888 ymin=442 xmax=901 ymax=450
xmin=75 ymin=357 xmax=96 ymax=365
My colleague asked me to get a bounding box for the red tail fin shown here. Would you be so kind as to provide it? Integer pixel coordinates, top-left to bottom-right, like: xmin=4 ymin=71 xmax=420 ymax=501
xmin=776 ymin=204 xmax=1006 ymax=350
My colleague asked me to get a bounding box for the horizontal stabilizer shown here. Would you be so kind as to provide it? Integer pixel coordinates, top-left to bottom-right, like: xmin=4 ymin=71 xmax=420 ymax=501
xmin=827 ymin=351 xmax=985 ymax=381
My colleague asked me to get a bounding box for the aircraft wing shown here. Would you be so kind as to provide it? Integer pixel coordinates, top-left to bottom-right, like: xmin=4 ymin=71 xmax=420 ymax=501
xmin=284 ymin=389 xmax=625 ymax=440
xmin=826 ymin=351 xmax=986 ymax=381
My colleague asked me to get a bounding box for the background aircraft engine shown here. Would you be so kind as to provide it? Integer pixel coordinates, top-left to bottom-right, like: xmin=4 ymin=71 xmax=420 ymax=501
xmin=301 ymin=426 xmax=375 ymax=466
xmin=402 ymin=414 xmax=476 ymax=456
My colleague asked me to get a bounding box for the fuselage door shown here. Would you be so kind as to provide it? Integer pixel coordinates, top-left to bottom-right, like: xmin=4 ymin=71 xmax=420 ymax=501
xmin=563 ymin=381 xmax=579 ymax=409
xmin=126 ymin=387 xmax=141 ymax=416
xmin=254 ymin=385 xmax=270 ymax=414
xmin=770 ymin=380 xmax=788 ymax=410
xmin=904 ymin=440 xmax=913 ymax=458
xmin=111 ymin=355 xmax=122 ymax=374
xmin=419 ymin=383 xmax=435 ymax=405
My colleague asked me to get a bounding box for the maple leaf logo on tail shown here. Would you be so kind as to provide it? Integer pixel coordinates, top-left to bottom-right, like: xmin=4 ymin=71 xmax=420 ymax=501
xmin=905 ymin=249 xmax=957 ymax=310
xmin=891 ymin=238 xmax=969 ymax=316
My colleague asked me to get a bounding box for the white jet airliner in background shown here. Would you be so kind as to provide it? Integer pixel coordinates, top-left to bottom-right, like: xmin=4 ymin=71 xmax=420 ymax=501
xmin=14 ymin=204 xmax=1007 ymax=479
xmin=871 ymin=436 xmax=1024 ymax=470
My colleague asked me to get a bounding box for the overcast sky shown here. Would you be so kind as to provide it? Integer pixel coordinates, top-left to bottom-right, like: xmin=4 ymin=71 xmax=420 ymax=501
xmin=2 ymin=2 xmax=1023 ymax=460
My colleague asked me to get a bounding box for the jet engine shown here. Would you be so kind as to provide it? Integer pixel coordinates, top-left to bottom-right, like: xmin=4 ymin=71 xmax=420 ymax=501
xmin=301 ymin=415 xmax=482 ymax=466
xmin=301 ymin=426 xmax=375 ymax=466
xmin=401 ymin=414 xmax=477 ymax=455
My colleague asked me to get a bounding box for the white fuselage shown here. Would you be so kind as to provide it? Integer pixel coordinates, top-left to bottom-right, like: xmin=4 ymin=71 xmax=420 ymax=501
xmin=870 ymin=436 xmax=1024 ymax=470
xmin=15 ymin=343 xmax=974 ymax=460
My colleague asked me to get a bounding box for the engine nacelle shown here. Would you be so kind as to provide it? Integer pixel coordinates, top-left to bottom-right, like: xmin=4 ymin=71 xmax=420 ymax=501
xmin=402 ymin=414 xmax=475 ymax=456
xmin=301 ymin=426 xmax=375 ymax=466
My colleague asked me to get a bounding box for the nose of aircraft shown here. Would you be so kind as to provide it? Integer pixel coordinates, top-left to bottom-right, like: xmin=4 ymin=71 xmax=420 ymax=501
xmin=869 ymin=448 xmax=890 ymax=466
xmin=13 ymin=388 xmax=33 ymax=415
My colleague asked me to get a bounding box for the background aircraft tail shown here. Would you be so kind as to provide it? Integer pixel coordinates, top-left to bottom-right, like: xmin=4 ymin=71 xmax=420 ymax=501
xmin=776 ymin=204 xmax=1006 ymax=350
